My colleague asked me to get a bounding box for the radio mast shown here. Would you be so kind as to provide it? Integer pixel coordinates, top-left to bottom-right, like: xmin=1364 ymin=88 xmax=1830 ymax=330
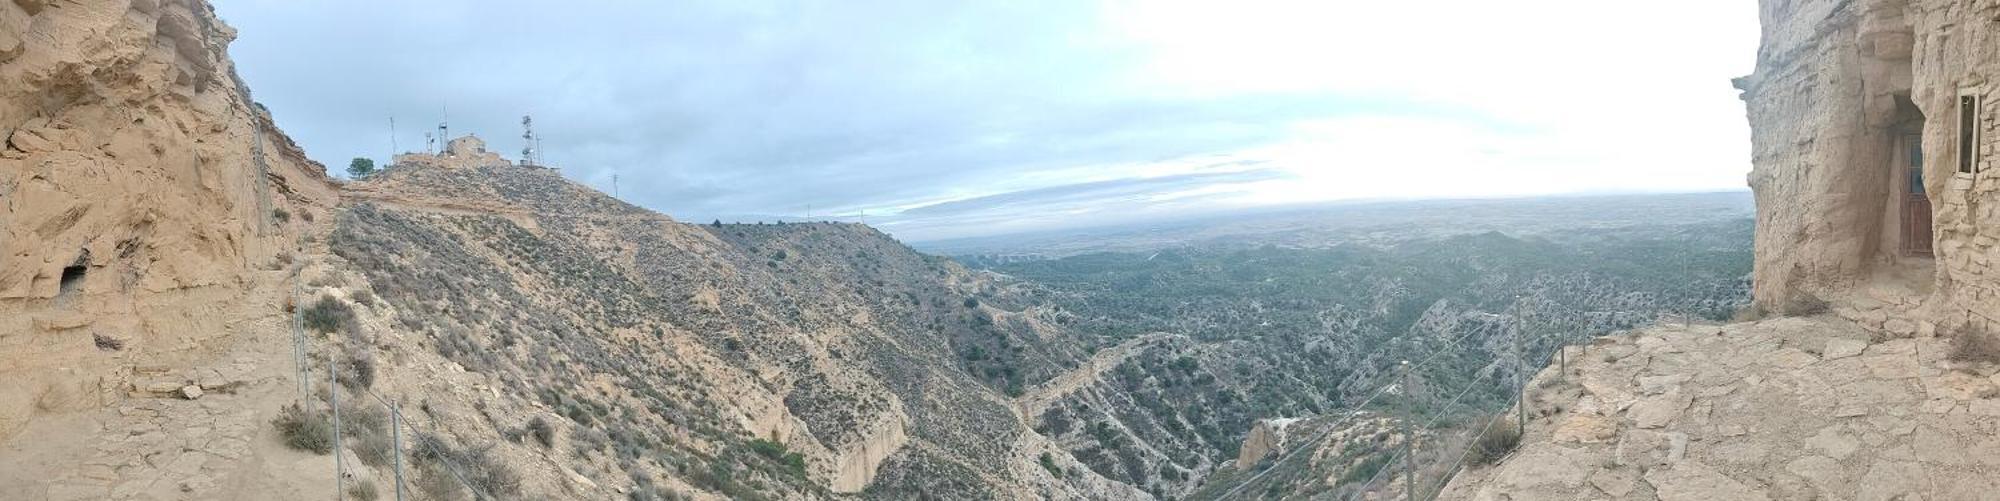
xmin=520 ymin=115 xmax=539 ymax=166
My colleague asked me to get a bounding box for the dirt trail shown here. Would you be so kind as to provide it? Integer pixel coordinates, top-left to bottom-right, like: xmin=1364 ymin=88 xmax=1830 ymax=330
xmin=1015 ymin=332 xmax=1181 ymax=422
xmin=0 ymin=259 xmax=331 ymax=500
xmin=1441 ymin=315 xmax=1999 ymax=500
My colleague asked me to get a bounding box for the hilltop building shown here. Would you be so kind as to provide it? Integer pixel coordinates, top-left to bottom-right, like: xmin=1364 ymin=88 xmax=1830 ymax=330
xmin=391 ymin=134 xmax=516 ymax=170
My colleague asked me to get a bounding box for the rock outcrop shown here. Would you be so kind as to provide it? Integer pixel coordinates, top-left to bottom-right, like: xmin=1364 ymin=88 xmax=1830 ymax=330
xmin=0 ymin=0 xmax=332 ymax=441
xmin=1738 ymin=0 xmax=2000 ymax=336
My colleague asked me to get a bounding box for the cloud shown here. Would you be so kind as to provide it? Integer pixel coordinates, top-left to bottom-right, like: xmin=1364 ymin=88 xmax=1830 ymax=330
xmin=216 ymin=0 xmax=1759 ymax=241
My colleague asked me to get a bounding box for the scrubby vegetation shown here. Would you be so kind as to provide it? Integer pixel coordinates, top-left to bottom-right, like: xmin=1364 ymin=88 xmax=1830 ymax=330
xmin=272 ymin=403 xmax=334 ymax=454
xmin=338 ymin=351 xmax=376 ymax=391
xmin=1467 ymin=418 xmax=1521 ymax=466
xmin=1950 ymin=323 xmax=2000 ymax=365
xmin=993 ymin=219 xmax=1752 ymax=496
xmin=411 ymin=432 xmax=522 ymax=499
xmin=301 ymin=295 xmax=356 ymax=335
xmin=324 ymin=165 xmax=1063 ymax=499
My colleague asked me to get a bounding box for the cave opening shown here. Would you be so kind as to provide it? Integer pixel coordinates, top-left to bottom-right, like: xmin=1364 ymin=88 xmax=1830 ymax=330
xmin=57 ymin=250 xmax=88 ymax=299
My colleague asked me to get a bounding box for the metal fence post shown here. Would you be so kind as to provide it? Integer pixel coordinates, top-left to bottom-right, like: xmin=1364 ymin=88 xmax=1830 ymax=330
xmin=1512 ymin=300 xmax=1526 ymax=438
xmin=1399 ymin=360 xmax=1415 ymax=501
xmin=393 ymin=403 xmax=406 ymax=501
xmin=330 ymin=358 xmax=345 ymax=501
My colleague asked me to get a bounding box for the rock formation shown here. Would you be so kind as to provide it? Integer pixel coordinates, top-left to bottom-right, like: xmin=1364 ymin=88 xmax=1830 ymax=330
xmin=0 ymin=0 xmax=333 ymax=441
xmin=1434 ymin=1 xmax=2000 ymax=499
xmin=1737 ymin=0 xmax=2000 ymax=335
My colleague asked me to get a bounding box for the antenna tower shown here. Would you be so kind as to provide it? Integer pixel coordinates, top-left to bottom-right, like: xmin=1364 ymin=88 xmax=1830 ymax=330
xmin=520 ymin=115 xmax=539 ymax=165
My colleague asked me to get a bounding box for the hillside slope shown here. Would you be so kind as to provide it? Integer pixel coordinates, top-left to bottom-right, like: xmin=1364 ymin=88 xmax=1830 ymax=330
xmin=315 ymin=163 xmax=1149 ymax=499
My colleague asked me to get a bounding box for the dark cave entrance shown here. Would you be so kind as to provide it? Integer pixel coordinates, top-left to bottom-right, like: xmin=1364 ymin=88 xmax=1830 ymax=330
xmin=57 ymin=250 xmax=88 ymax=299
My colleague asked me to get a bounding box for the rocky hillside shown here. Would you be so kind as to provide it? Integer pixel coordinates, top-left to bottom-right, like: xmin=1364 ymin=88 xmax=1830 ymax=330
xmin=0 ymin=1 xmax=339 ymax=499
xmin=313 ymin=163 xmax=1155 ymax=499
xmin=984 ymin=227 xmax=1753 ymax=499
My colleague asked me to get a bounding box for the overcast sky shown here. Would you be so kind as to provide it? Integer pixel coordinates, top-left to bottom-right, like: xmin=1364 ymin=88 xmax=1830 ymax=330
xmin=217 ymin=0 xmax=1759 ymax=241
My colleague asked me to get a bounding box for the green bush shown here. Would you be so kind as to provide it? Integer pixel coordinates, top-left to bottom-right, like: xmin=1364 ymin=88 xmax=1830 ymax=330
xmin=302 ymin=295 xmax=355 ymax=334
xmin=1337 ymin=452 xmax=1390 ymax=485
xmin=748 ymin=439 xmax=806 ymax=476
xmin=347 ymin=157 xmax=376 ymax=178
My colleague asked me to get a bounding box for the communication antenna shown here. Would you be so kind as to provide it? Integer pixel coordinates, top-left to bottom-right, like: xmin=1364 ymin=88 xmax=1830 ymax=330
xmin=520 ymin=115 xmax=538 ymax=166
xmin=439 ymin=103 xmax=449 ymax=154
xmin=388 ymin=117 xmax=397 ymax=159
xmin=612 ymin=173 xmax=620 ymax=198
xmin=424 ymin=132 xmax=435 ymax=154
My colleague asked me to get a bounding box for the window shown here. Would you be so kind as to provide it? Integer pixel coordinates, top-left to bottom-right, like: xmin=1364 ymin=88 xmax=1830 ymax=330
xmin=1959 ymin=93 xmax=1981 ymax=174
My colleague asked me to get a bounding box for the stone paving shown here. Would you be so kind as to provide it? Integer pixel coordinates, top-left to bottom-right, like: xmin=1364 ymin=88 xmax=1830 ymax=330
xmin=1441 ymin=315 xmax=2000 ymax=500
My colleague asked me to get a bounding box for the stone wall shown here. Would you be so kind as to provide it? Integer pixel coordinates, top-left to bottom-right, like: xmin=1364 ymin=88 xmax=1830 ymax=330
xmin=1742 ymin=0 xmax=2000 ymax=335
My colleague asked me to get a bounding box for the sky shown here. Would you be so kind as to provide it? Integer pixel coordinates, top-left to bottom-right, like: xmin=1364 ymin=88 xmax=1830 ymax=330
xmin=217 ymin=0 xmax=1761 ymax=241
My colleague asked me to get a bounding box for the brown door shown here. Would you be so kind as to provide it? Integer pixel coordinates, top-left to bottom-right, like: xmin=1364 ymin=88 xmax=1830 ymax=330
xmin=1903 ymin=132 xmax=1934 ymax=257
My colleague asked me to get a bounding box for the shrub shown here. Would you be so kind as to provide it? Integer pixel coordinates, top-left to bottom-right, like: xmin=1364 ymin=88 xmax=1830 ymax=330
xmin=339 ymin=351 xmax=376 ymax=391
xmin=272 ymin=403 xmax=334 ymax=454
xmin=1950 ymin=324 xmax=2000 ymax=365
xmin=1780 ymin=292 xmax=1828 ymax=316
xmin=353 ymin=429 xmax=394 ymax=467
xmin=747 ymin=439 xmax=806 ymax=476
xmin=1337 ymin=452 xmax=1390 ymax=485
xmin=527 ymin=416 xmax=555 ymax=448
xmin=348 ymin=482 xmax=378 ymax=501
xmin=302 ymin=295 xmax=356 ymax=335
xmin=1731 ymin=304 xmax=1767 ymax=322
xmin=410 ymin=433 xmax=522 ymax=498
xmin=348 ymin=157 xmax=376 ymax=178
xmin=1468 ymin=418 xmax=1522 ymax=466
xmin=272 ymin=208 xmax=291 ymax=223
xmin=1038 ymin=452 xmax=1063 ymax=476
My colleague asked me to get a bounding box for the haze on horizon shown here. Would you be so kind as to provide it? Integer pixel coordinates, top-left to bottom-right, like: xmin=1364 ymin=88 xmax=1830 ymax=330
xmin=218 ymin=0 xmax=1759 ymax=241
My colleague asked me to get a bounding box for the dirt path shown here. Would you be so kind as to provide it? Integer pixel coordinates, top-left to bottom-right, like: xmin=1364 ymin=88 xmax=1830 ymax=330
xmin=1014 ymin=332 xmax=1181 ymax=422
xmin=1440 ymin=315 xmax=1999 ymax=500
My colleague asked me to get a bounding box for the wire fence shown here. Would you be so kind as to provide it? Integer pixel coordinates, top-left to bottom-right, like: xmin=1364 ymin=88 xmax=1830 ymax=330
xmin=290 ymin=260 xmax=495 ymax=501
xmin=1215 ymin=297 xmax=1604 ymax=501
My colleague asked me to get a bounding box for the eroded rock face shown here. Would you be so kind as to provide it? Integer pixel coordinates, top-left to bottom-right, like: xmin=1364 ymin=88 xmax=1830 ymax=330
xmin=0 ymin=0 xmax=333 ymax=441
xmin=1740 ymin=0 xmax=2000 ymax=333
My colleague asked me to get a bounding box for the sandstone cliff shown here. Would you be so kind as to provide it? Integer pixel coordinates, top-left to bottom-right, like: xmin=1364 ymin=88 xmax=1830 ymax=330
xmin=0 ymin=1 xmax=337 ymax=497
xmin=1738 ymin=0 xmax=2000 ymax=337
